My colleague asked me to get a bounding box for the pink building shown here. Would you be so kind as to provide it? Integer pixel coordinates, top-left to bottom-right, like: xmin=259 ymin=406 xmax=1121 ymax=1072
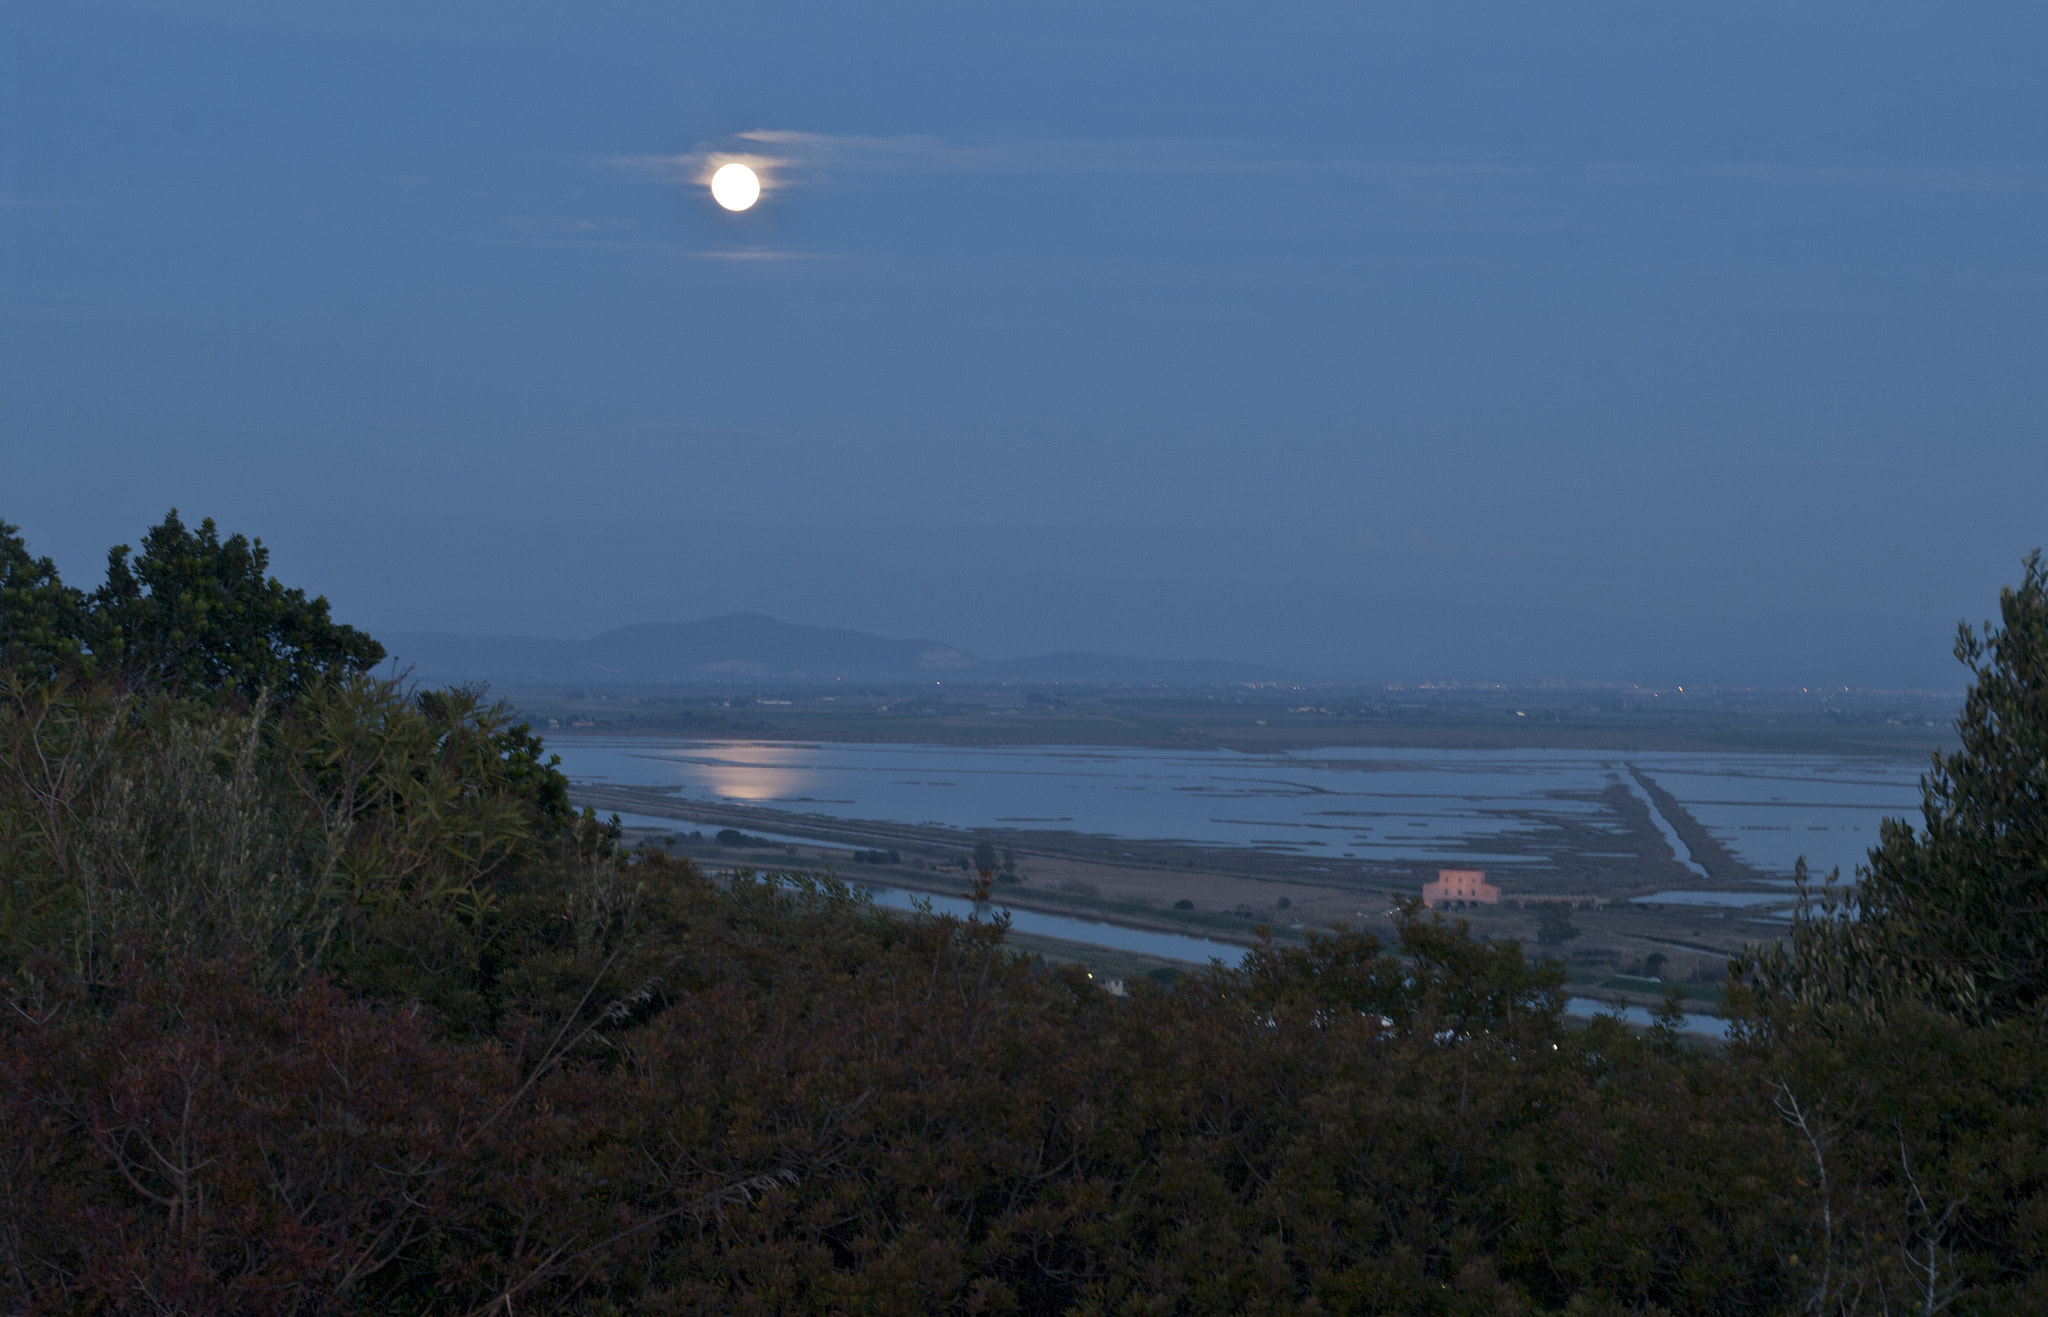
xmin=1423 ymin=868 xmax=1500 ymax=909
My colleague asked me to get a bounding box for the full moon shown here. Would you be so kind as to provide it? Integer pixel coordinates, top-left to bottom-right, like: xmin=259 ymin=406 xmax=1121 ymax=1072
xmin=710 ymin=163 xmax=761 ymax=212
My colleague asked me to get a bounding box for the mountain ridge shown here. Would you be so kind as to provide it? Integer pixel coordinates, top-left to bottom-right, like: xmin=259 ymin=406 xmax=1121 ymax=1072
xmin=379 ymin=592 xmax=1971 ymax=692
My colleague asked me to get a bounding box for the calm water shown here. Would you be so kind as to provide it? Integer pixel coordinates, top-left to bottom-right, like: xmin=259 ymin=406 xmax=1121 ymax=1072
xmin=1563 ymin=997 xmax=1729 ymax=1038
xmin=1632 ymin=890 xmax=1789 ymax=908
xmin=557 ymin=738 xmax=1922 ymax=879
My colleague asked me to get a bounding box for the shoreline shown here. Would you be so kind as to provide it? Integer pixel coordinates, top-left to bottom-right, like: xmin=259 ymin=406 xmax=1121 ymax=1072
xmin=512 ymin=690 xmax=1956 ymax=761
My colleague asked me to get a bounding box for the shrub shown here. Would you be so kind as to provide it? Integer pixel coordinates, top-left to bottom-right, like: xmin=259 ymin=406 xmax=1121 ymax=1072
xmin=1536 ymin=900 xmax=1580 ymax=945
xmin=0 ymin=673 xmax=577 ymax=1013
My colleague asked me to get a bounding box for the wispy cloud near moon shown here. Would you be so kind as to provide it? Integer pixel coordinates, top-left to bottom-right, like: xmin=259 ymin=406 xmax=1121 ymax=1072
xmin=689 ymin=247 xmax=834 ymax=262
xmin=616 ymin=131 xmax=2048 ymax=194
xmin=610 ymin=130 xmax=1331 ymax=192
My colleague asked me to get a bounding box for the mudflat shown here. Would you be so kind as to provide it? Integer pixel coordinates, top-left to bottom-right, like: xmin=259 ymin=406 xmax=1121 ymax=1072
xmin=536 ymin=683 xmax=1947 ymax=986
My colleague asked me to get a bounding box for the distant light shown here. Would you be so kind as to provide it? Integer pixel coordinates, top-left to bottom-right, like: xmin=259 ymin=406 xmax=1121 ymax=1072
xmin=710 ymin=163 xmax=761 ymax=211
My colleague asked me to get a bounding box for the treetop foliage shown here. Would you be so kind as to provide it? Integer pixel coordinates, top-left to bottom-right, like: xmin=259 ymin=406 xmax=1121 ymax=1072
xmin=0 ymin=521 xmax=89 ymax=680
xmin=0 ymin=510 xmax=384 ymax=697
xmin=1743 ymin=550 xmax=2048 ymax=1028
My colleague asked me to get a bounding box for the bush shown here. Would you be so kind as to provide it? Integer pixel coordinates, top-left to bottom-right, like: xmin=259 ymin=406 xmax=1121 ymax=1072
xmin=0 ymin=675 xmax=575 ymax=1005
xmin=1536 ymin=900 xmax=1580 ymax=945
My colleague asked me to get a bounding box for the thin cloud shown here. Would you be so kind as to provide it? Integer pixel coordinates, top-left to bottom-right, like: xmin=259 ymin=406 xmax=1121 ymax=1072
xmin=482 ymin=229 xmax=834 ymax=261
xmin=0 ymin=190 xmax=113 ymax=215
xmin=690 ymin=248 xmax=835 ymax=262
xmin=616 ymin=131 xmax=2048 ymax=194
xmin=613 ymin=147 xmax=795 ymax=195
xmin=615 ymin=132 xmax=1322 ymax=185
xmin=564 ymin=420 xmax=861 ymax=448
xmin=692 ymin=248 xmax=835 ymax=264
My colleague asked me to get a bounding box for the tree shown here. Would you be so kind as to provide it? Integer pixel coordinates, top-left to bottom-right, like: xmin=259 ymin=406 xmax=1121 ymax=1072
xmin=88 ymin=509 xmax=385 ymax=697
xmin=1535 ymin=900 xmax=1579 ymax=945
xmin=0 ymin=521 xmax=88 ymax=680
xmin=1744 ymin=550 xmax=2048 ymax=1025
xmin=972 ymin=839 xmax=999 ymax=877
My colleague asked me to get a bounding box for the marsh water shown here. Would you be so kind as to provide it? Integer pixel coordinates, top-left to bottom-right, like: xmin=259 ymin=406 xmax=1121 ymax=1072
xmin=556 ymin=738 xmax=1922 ymax=881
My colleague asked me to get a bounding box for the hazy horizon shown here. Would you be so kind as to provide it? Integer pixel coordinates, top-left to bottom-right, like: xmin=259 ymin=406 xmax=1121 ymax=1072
xmin=375 ymin=598 xmax=1973 ymax=691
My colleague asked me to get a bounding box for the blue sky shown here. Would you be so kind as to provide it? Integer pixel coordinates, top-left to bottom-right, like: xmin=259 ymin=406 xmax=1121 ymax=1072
xmin=4 ymin=0 xmax=2044 ymax=682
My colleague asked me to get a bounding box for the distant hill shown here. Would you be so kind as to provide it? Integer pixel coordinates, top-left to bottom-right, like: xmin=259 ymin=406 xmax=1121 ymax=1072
xmin=381 ymin=614 xmax=1297 ymax=687
xmin=744 ymin=576 xmax=1967 ymax=690
xmin=382 ymin=596 xmax=1966 ymax=692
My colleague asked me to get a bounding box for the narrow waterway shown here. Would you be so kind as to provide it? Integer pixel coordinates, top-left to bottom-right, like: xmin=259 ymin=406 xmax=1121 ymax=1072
xmin=1623 ymin=767 xmax=1710 ymax=879
xmin=1562 ymin=997 xmax=1728 ymax=1038
xmin=862 ymin=886 xmax=1251 ymax=965
xmin=860 ymin=885 xmax=1729 ymax=1037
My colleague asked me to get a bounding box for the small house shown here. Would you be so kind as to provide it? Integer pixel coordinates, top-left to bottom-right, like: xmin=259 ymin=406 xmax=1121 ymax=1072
xmin=1422 ymin=868 xmax=1500 ymax=910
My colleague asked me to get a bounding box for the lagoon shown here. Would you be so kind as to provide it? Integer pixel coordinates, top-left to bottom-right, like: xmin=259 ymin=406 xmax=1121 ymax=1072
xmin=555 ymin=738 xmax=1923 ymax=880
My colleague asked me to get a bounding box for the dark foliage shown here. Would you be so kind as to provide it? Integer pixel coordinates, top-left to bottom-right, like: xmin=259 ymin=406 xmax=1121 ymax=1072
xmin=0 ymin=512 xmax=383 ymax=698
xmin=1535 ymin=902 xmax=1580 ymax=946
xmin=0 ymin=523 xmax=89 ymax=682
xmin=2 ymin=851 xmax=1817 ymax=1314
xmin=0 ymin=545 xmax=2043 ymax=1313
xmin=90 ymin=510 xmax=386 ymax=697
xmin=1744 ymin=550 xmax=2048 ymax=1026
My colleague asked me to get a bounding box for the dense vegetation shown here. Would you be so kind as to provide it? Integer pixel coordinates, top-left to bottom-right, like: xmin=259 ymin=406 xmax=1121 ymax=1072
xmin=1 ymin=518 xmax=2043 ymax=1314
xmin=1 ymin=513 xmax=384 ymax=695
